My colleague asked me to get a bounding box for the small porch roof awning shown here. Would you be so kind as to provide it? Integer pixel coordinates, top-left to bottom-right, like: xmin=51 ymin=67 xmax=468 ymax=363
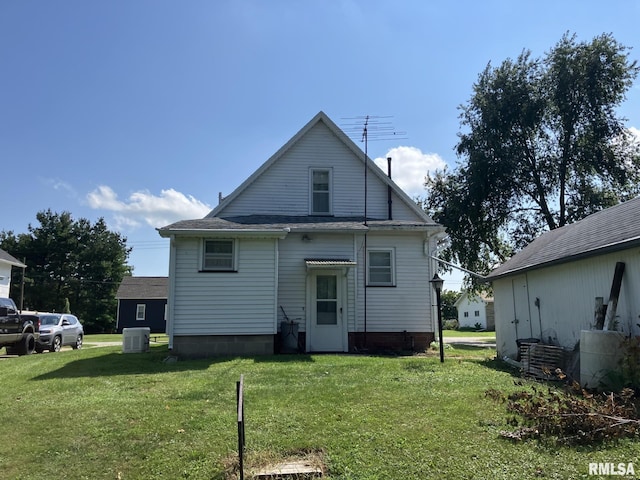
xmin=305 ymin=258 xmax=357 ymax=270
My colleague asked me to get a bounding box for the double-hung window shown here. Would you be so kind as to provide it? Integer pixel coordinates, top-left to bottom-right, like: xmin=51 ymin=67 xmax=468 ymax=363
xmin=367 ymin=248 xmax=395 ymax=286
xmin=310 ymin=168 xmax=332 ymax=215
xmin=202 ymin=239 xmax=235 ymax=271
xmin=136 ymin=304 xmax=146 ymax=321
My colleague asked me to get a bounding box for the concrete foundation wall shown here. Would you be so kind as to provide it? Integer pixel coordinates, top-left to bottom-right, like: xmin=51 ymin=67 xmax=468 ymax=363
xmin=349 ymin=332 xmax=434 ymax=352
xmin=172 ymin=334 xmax=274 ymax=358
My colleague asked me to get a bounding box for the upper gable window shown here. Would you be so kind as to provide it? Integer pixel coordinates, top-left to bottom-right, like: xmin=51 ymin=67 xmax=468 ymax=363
xmin=202 ymin=239 xmax=236 ymax=271
xmin=310 ymin=168 xmax=332 ymax=215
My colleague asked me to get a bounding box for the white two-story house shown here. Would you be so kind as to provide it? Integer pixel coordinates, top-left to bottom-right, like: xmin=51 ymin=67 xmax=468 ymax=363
xmin=158 ymin=111 xmax=445 ymax=356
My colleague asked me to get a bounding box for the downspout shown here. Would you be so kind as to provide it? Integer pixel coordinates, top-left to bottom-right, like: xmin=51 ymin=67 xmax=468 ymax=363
xmin=387 ymin=157 xmax=392 ymax=220
xmin=353 ymin=234 xmax=358 ymax=342
xmin=363 ymin=231 xmax=367 ymax=348
xmin=167 ymin=234 xmax=177 ymax=350
xmin=273 ymin=238 xmax=279 ymax=337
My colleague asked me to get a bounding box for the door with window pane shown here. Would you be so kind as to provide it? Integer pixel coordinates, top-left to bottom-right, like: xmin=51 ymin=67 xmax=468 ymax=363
xmin=309 ymin=271 xmax=344 ymax=351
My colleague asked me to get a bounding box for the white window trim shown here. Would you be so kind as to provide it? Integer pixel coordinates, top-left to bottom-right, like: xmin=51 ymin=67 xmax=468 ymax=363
xmin=366 ymin=248 xmax=396 ymax=287
xmin=309 ymin=167 xmax=333 ymax=215
xmin=201 ymin=238 xmax=238 ymax=272
xmin=136 ymin=304 xmax=146 ymax=321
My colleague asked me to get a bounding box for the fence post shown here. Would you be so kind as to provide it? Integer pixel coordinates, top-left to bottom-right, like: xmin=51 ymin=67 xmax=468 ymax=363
xmin=236 ymin=375 xmax=245 ymax=480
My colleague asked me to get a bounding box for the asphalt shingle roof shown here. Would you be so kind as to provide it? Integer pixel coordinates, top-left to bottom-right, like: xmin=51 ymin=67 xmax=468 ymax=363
xmin=158 ymin=215 xmax=438 ymax=234
xmin=116 ymin=276 xmax=168 ymax=299
xmin=0 ymin=248 xmax=26 ymax=268
xmin=486 ymin=197 xmax=640 ymax=280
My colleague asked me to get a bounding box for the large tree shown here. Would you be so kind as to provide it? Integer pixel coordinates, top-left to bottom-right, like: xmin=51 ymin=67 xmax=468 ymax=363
xmin=0 ymin=210 xmax=132 ymax=332
xmin=426 ymin=33 xmax=640 ymax=278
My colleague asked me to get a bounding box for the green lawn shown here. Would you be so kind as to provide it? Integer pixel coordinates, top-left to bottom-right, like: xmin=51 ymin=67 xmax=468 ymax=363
xmin=442 ymin=330 xmax=496 ymax=338
xmin=1 ymin=344 xmax=637 ymax=479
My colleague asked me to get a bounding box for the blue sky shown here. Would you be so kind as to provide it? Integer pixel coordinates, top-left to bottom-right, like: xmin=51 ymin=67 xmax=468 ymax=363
xmin=2 ymin=1 xmax=639 ymax=290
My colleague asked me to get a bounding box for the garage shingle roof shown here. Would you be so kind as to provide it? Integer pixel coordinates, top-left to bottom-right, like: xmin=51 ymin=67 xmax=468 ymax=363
xmin=0 ymin=248 xmax=26 ymax=268
xmin=116 ymin=276 xmax=168 ymax=299
xmin=486 ymin=197 xmax=640 ymax=280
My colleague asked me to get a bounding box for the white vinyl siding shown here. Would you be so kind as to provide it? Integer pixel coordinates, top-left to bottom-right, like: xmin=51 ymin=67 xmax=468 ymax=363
xmin=356 ymin=233 xmax=433 ymax=333
xmin=493 ymin=248 xmax=640 ymax=359
xmin=277 ymin=234 xmax=356 ymax=333
xmin=217 ymin=121 xmax=424 ymax=221
xmin=367 ymin=249 xmax=395 ymax=286
xmin=136 ymin=304 xmax=145 ymax=321
xmin=171 ymin=237 xmax=278 ymax=335
xmin=202 ymin=239 xmax=235 ymax=271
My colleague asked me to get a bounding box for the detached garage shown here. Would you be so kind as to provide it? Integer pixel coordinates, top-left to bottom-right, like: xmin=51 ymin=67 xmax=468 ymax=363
xmin=116 ymin=276 xmax=168 ymax=333
xmin=486 ymin=197 xmax=640 ymax=365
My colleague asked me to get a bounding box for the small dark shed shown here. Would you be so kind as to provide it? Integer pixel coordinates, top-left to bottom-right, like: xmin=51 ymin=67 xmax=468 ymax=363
xmin=116 ymin=276 xmax=168 ymax=333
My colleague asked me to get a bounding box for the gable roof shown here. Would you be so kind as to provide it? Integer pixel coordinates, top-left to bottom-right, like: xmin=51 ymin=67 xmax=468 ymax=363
xmin=207 ymin=111 xmax=433 ymax=223
xmin=486 ymin=197 xmax=640 ymax=280
xmin=116 ymin=276 xmax=168 ymax=300
xmin=0 ymin=249 xmax=26 ymax=268
xmin=454 ymin=290 xmax=493 ymax=307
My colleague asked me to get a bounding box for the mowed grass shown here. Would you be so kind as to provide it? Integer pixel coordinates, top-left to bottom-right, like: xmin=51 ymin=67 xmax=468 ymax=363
xmin=442 ymin=330 xmax=496 ymax=338
xmin=1 ymin=342 xmax=638 ymax=479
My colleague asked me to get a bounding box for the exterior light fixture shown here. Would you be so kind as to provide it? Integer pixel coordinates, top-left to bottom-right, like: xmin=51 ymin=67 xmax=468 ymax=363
xmin=430 ymin=273 xmax=445 ymax=362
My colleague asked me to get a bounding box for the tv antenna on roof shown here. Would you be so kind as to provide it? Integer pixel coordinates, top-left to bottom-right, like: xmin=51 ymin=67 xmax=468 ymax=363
xmin=341 ymin=115 xmax=407 ymax=225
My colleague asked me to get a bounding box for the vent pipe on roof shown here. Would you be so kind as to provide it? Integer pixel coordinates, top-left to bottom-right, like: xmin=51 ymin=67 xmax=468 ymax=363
xmin=387 ymin=157 xmax=392 ymax=220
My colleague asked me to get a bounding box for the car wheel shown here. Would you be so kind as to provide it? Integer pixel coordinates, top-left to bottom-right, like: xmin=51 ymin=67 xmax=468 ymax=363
xmin=51 ymin=336 xmax=62 ymax=353
xmin=72 ymin=334 xmax=83 ymax=350
xmin=17 ymin=332 xmax=36 ymax=355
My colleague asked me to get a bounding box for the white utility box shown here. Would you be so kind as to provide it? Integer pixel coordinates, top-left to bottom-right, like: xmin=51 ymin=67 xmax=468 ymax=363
xmin=122 ymin=327 xmax=151 ymax=353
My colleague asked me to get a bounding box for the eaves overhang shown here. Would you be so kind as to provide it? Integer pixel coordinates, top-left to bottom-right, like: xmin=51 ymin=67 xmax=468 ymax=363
xmin=486 ymin=236 xmax=640 ymax=282
xmin=157 ymin=227 xmax=290 ymax=239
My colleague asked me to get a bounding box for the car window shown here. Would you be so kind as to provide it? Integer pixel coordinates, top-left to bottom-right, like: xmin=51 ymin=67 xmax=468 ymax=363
xmin=40 ymin=315 xmax=61 ymax=325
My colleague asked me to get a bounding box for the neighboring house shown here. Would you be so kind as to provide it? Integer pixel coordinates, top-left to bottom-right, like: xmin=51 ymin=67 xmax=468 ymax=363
xmin=116 ymin=276 xmax=168 ymax=333
xmin=454 ymin=291 xmax=494 ymax=330
xmin=158 ymin=111 xmax=445 ymax=357
xmin=486 ymin=197 xmax=640 ymax=360
xmin=0 ymin=248 xmax=26 ymax=298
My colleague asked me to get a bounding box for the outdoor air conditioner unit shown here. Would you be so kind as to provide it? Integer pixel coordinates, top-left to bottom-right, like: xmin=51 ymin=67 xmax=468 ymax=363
xmin=122 ymin=327 xmax=150 ymax=353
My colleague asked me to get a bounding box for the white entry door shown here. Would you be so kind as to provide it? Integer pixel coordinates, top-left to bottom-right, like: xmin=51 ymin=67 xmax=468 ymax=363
xmin=308 ymin=271 xmax=345 ymax=352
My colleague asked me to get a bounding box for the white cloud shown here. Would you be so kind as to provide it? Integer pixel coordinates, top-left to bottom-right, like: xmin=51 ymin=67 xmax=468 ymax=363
xmin=373 ymin=146 xmax=447 ymax=198
xmin=41 ymin=177 xmax=79 ymax=198
xmin=630 ymin=126 xmax=640 ymax=142
xmin=86 ymin=186 xmax=211 ymax=230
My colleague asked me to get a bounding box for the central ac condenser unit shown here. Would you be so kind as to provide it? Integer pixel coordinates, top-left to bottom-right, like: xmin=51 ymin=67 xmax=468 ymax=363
xmin=122 ymin=327 xmax=151 ymax=353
